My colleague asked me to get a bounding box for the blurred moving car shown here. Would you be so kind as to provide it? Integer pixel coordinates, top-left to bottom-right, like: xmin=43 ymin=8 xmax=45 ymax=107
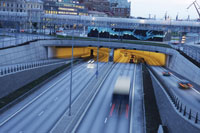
xmin=112 ymin=76 xmax=130 ymax=103
xmin=162 ymin=71 xmax=171 ymax=76
xmin=178 ymin=80 xmax=193 ymax=89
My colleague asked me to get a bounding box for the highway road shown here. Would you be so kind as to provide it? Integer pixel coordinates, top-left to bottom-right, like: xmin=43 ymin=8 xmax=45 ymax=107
xmin=76 ymin=62 xmax=144 ymax=133
xmin=0 ymin=62 xmax=106 ymax=133
xmin=151 ymin=66 xmax=200 ymax=116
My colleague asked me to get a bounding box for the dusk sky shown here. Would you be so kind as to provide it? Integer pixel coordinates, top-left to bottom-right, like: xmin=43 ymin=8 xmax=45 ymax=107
xmin=129 ymin=0 xmax=200 ymax=19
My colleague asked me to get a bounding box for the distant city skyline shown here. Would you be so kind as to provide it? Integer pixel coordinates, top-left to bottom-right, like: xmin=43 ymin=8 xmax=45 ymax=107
xmin=130 ymin=0 xmax=200 ymax=19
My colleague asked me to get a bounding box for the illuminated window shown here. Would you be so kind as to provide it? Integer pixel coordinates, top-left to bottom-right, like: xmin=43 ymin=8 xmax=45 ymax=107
xmin=3 ymin=2 xmax=5 ymax=7
xmin=58 ymin=7 xmax=76 ymax=11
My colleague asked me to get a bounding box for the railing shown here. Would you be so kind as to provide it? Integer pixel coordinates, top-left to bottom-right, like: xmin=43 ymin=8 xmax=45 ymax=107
xmin=170 ymin=42 xmax=200 ymax=64
xmin=181 ymin=45 xmax=200 ymax=63
xmin=0 ymin=32 xmax=54 ymax=49
xmin=0 ymin=59 xmax=68 ymax=77
xmin=147 ymin=65 xmax=200 ymax=125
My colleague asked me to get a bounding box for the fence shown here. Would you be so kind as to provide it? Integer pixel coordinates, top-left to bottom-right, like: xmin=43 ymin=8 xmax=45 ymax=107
xmin=0 ymin=59 xmax=68 ymax=77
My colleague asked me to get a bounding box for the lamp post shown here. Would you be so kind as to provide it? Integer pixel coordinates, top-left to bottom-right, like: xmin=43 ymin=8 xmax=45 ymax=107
xmin=96 ymin=22 xmax=99 ymax=78
xmin=69 ymin=23 xmax=75 ymax=116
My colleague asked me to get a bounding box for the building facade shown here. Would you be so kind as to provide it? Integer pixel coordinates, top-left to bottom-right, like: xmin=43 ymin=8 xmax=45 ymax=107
xmin=0 ymin=0 xmax=43 ymax=29
xmin=109 ymin=0 xmax=130 ymax=18
xmin=43 ymin=0 xmax=88 ymax=16
xmin=79 ymin=0 xmax=131 ymax=18
xmin=0 ymin=0 xmax=43 ymax=13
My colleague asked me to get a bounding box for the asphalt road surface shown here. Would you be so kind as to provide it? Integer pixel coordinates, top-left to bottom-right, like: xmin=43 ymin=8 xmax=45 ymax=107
xmin=0 ymin=62 xmax=106 ymax=133
xmin=77 ymin=63 xmax=144 ymax=133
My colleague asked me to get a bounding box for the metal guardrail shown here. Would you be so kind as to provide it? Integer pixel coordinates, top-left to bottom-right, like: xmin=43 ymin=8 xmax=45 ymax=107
xmin=0 ymin=59 xmax=68 ymax=77
xmin=147 ymin=65 xmax=200 ymax=125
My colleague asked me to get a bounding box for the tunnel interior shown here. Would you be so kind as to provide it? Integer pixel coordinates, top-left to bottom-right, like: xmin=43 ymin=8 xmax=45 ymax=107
xmin=51 ymin=46 xmax=166 ymax=66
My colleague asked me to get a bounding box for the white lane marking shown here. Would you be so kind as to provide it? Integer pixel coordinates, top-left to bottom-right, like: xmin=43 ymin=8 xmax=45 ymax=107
xmin=130 ymin=64 xmax=137 ymax=133
xmin=191 ymin=87 xmax=200 ymax=95
xmin=104 ymin=117 xmax=108 ymax=124
xmin=170 ymin=73 xmax=181 ymax=81
xmin=38 ymin=111 xmax=44 ymax=116
xmin=0 ymin=71 xmax=70 ymax=127
xmin=54 ymin=97 xmax=58 ymax=102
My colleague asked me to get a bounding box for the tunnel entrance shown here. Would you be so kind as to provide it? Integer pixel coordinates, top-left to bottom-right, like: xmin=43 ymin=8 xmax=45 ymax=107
xmin=54 ymin=46 xmax=110 ymax=62
xmin=114 ymin=49 xmax=166 ymax=66
xmin=49 ymin=46 xmax=166 ymax=66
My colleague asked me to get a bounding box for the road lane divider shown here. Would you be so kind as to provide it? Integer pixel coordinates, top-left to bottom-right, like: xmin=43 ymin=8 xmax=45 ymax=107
xmin=129 ymin=64 xmax=137 ymax=133
xmin=38 ymin=111 xmax=44 ymax=117
xmin=191 ymin=87 xmax=200 ymax=95
xmin=104 ymin=117 xmax=108 ymax=124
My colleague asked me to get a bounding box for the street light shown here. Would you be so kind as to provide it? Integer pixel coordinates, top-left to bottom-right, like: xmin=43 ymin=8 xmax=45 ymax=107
xmin=96 ymin=23 xmax=99 ymax=78
xmin=69 ymin=22 xmax=75 ymax=116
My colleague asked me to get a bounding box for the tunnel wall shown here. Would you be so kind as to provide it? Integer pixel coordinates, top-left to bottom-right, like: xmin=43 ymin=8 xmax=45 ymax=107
xmin=55 ymin=47 xmax=90 ymax=58
xmin=0 ymin=62 xmax=65 ymax=99
xmin=0 ymin=41 xmax=47 ymax=66
xmin=150 ymin=71 xmax=200 ymax=133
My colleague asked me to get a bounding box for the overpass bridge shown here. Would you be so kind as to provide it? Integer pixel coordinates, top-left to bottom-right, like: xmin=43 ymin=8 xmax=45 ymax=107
xmin=0 ymin=11 xmax=200 ymax=33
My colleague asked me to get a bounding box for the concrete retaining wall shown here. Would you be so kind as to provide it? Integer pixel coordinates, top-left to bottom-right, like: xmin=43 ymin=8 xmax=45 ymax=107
xmin=0 ymin=41 xmax=47 ymax=66
xmin=150 ymin=73 xmax=200 ymax=133
xmin=168 ymin=50 xmax=200 ymax=86
xmin=0 ymin=62 xmax=65 ymax=98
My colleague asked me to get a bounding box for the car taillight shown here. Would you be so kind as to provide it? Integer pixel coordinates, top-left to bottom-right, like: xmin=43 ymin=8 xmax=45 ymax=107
xmin=179 ymin=83 xmax=185 ymax=87
xmin=188 ymin=84 xmax=193 ymax=87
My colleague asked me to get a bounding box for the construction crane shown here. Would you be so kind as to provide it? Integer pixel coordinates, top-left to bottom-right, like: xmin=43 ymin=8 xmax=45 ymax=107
xmin=187 ymin=0 xmax=200 ymax=19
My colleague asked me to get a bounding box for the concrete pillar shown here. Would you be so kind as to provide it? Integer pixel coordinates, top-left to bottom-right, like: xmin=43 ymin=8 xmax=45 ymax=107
xmin=166 ymin=55 xmax=171 ymax=68
xmin=109 ymin=48 xmax=114 ymax=62
xmin=83 ymin=26 xmax=86 ymax=35
xmin=47 ymin=46 xmax=56 ymax=59
xmin=179 ymin=32 xmax=183 ymax=44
